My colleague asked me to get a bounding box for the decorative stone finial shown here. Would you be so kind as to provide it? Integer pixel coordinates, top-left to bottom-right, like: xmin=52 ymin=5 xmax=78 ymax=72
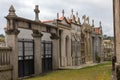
xmin=76 ymin=12 xmax=78 ymax=17
xmin=99 ymin=21 xmax=102 ymax=27
xmin=76 ymin=12 xmax=80 ymax=24
xmin=8 ymin=5 xmax=17 ymax=17
xmin=86 ymin=16 xmax=89 ymax=24
xmin=92 ymin=20 xmax=94 ymax=27
xmin=34 ymin=5 xmax=40 ymax=22
xmin=82 ymin=15 xmax=86 ymax=23
xmin=71 ymin=9 xmax=74 ymax=14
xmin=62 ymin=9 xmax=64 ymax=16
xmin=57 ymin=13 xmax=59 ymax=19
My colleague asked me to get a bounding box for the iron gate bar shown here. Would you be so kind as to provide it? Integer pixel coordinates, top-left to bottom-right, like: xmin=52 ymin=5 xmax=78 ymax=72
xmin=18 ymin=39 xmax=34 ymax=77
xmin=42 ymin=41 xmax=53 ymax=72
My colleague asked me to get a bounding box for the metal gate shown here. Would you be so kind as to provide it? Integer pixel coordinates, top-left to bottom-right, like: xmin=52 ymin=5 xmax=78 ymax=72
xmin=42 ymin=41 xmax=53 ymax=72
xmin=18 ymin=39 xmax=34 ymax=77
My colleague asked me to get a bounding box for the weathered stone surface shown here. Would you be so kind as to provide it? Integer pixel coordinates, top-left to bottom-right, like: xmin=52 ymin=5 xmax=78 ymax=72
xmin=116 ymin=65 xmax=120 ymax=80
xmin=113 ymin=0 xmax=120 ymax=79
xmin=0 ymin=65 xmax=13 ymax=80
xmin=32 ymin=31 xmax=43 ymax=75
xmin=3 ymin=5 xmax=103 ymax=80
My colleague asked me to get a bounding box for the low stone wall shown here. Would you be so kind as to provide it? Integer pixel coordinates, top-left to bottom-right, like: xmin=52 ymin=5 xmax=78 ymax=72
xmin=0 ymin=47 xmax=13 ymax=80
xmin=0 ymin=65 xmax=13 ymax=80
xmin=0 ymin=47 xmax=12 ymax=65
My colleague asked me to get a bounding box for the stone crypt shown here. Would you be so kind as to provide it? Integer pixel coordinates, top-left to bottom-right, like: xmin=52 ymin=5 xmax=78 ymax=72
xmin=0 ymin=5 xmax=103 ymax=80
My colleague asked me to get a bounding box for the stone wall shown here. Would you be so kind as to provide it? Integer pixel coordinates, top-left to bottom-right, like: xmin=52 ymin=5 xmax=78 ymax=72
xmin=0 ymin=47 xmax=13 ymax=80
xmin=0 ymin=65 xmax=13 ymax=80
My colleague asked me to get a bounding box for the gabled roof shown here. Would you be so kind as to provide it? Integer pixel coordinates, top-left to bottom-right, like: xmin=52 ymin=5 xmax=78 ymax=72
xmin=59 ymin=16 xmax=65 ymax=20
xmin=42 ymin=16 xmax=70 ymax=24
xmin=59 ymin=16 xmax=71 ymax=24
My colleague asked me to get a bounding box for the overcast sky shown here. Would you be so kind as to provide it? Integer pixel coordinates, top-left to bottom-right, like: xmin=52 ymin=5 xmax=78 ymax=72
xmin=0 ymin=0 xmax=113 ymax=36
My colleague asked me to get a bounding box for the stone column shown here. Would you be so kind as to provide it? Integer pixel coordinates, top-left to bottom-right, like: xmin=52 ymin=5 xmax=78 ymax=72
xmin=32 ymin=30 xmax=43 ymax=75
xmin=5 ymin=5 xmax=20 ymax=80
xmin=89 ymin=34 xmax=93 ymax=63
xmin=100 ymin=37 xmax=104 ymax=62
xmin=61 ymin=36 xmax=66 ymax=67
xmin=85 ymin=37 xmax=89 ymax=63
xmin=84 ymin=37 xmax=87 ymax=63
xmin=113 ymin=0 xmax=120 ymax=79
xmin=50 ymin=33 xmax=60 ymax=69
xmin=67 ymin=36 xmax=72 ymax=66
xmin=5 ymin=30 xmax=19 ymax=80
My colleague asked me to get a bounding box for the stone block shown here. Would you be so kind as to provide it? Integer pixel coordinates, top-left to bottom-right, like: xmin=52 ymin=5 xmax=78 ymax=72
xmin=0 ymin=65 xmax=13 ymax=80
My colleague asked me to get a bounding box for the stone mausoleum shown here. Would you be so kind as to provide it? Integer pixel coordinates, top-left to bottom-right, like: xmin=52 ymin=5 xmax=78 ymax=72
xmin=0 ymin=5 xmax=103 ymax=80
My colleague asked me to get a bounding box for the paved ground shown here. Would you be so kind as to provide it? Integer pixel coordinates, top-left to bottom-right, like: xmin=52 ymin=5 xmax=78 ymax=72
xmin=60 ymin=63 xmax=98 ymax=69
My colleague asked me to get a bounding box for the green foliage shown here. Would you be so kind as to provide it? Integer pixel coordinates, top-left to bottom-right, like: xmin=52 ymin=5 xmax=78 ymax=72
xmin=0 ymin=34 xmax=5 ymax=38
xmin=0 ymin=37 xmax=4 ymax=42
xmin=103 ymin=35 xmax=114 ymax=40
xmin=0 ymin=34 xmax=5 ymax=42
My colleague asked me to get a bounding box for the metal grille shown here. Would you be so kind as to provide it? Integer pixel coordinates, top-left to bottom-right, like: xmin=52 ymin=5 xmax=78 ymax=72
xmin=42 ymin=41 xmax=53 ymax=72
xmin=18 ymin=39 xmax=34 ymax=77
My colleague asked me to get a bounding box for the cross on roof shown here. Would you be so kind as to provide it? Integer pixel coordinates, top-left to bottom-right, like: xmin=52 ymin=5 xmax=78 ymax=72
xmin=34 ymin=5 xmax=40 ymax=22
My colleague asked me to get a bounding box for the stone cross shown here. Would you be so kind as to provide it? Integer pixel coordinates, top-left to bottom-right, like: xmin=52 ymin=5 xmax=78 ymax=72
xmin=34 ymin=5 xmax=40 ymax=22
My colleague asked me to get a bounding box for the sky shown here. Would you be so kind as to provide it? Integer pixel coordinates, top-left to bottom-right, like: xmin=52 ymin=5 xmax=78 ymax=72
xmin=0 ymin=0 xmax=113 ymax=36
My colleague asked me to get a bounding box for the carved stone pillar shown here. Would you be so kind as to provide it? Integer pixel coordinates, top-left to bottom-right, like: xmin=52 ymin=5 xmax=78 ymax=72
xmin=85 ymin=37 xmax=89 ymax=63
xmin=113 ymin=0 xmax=120 ymax=79
xmin=50 ymin=33 xmax=60 ymax=69
xmin=32 ymin=30 xmax=43 ymax=75
xmin=5 ymin=29 xmax=20 ymax=80
xmin=89 ymin=35 xmax=93 ymax=63
xmin=5 ymin=5 xmax=20 ymax=80
xmin=61 ymin=36 xmax=66 ymax=67
xmin=66 ymin=36 xmax=72 ymax=66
